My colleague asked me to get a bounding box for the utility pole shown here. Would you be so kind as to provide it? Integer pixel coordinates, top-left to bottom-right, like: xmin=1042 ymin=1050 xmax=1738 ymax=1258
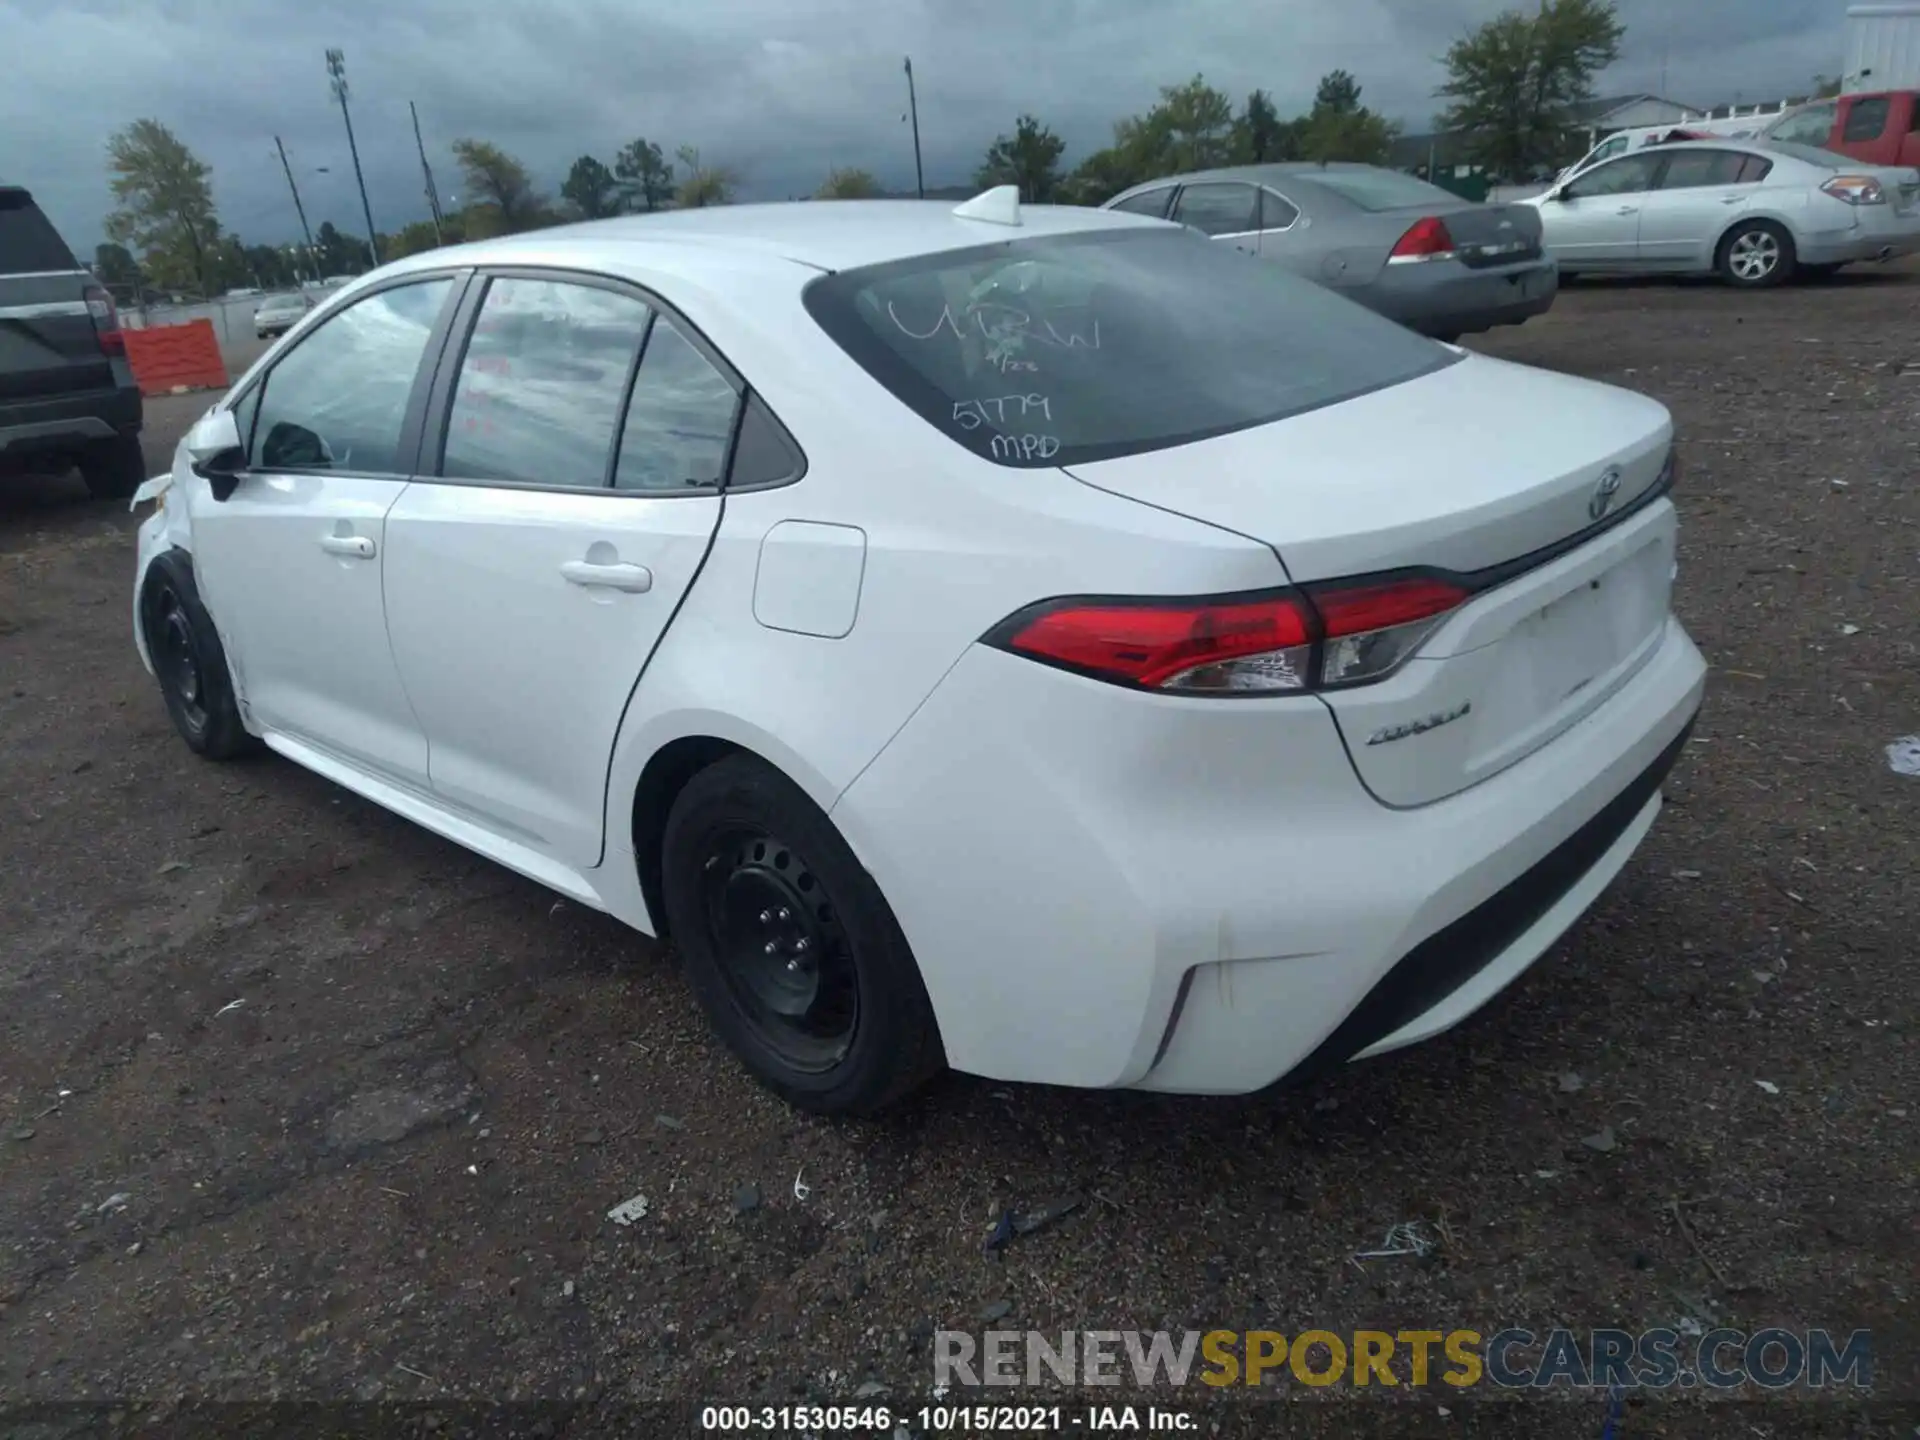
xmin=326 ymin=48 xmax=381 ymax=267
xmin=410 ymin=100 xmax=446 ymax=244
xmin=903 ymin=56 xmax=925 ymax=199
xmin=275 ymin=136 xmax=321 ymax=283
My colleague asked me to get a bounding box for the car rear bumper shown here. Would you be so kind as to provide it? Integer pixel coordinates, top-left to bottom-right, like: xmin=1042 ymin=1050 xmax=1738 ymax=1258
xmin=1362 ymin=257 xmax=1560 ymax=336
xmin=1797 ymin=209 xmax=1920 ymax=265
xmin=830 ymin=611 xmax=1705 ymax=1094
xmin=0 ymin=380 xmax=143 ymax=461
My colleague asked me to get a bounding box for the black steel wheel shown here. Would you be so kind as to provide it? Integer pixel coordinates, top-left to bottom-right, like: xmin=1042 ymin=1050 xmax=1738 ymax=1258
xmin=660 ymin=754 xmax=943 ymax=1114
xmin=140 ymin=551 xmax=255 ymax=760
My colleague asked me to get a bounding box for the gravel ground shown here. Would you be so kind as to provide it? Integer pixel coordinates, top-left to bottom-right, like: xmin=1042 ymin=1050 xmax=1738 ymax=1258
xmin=2 ymin=270 xmax=1917 ymax=1439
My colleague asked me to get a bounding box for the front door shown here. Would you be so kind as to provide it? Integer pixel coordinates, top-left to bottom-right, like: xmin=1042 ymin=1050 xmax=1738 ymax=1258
xmin=382 ymin=274 xmax=735 ymax=870
xmin=1539 ymin=153 xmax=1664 ymax=267
xmin=190 ymin=276 xmax=459 ymax=790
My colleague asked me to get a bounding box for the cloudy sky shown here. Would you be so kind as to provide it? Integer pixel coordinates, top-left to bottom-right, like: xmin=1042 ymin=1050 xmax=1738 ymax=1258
xmin=2 ymin=0 xmax=1843 ymax=253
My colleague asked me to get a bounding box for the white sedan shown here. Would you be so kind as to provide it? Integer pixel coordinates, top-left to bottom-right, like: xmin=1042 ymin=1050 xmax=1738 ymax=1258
xmin=1527 ymin=138 xmax=1920 ymax=285
xmin=131 ymin=189 xmax=1706 ymax=1113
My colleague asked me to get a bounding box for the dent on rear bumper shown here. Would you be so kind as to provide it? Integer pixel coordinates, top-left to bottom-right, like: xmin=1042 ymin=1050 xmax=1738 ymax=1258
xmin=832 ymin=617 xmax=1705 ymax=1094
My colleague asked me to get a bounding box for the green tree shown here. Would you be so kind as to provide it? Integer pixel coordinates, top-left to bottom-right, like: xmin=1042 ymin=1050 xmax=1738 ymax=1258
xmin=561 ymin=154 xmax=621 ymax=219
xmin=1297 ymin=72 xmax=1400 ymax=164
xmin=1436 ymin=0 xmax=1626 ymax=179
xmin=1315 ymin=69 xmax=1364 ymax=115
xmin=1115 ymin=74 xmax=1238 ymax=175
xmin=614 ymin=138 xmax=675 ymax=212
xmin=1058 ymin=146 xmax=1143 ymax=206
xmin=974 ymin=114 xmax=1067 ymax=202
xmin=451 ymin=138 xmax=551 ymax=235
xmin=816 ymin=167 xmax=883 ymax=199
xmin=103 ymin=119 xmax=219 ymax=295
xmin=674 ymin=146 xmax=739 ymax=208
xmin=243 ymin=243 xmax=296 ymax=289
xmin=383 ymin=218 xmax=459 ymax=260
xmin=92 ymin=242 xmax=142 ymax=289
xmin=1233 ymin=89 xmax=1300 ymax=163
xmin=315 ymin=220 xmax=372 ymax=276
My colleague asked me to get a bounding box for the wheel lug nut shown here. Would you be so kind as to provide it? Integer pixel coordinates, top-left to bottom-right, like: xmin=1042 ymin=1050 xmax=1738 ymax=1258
xmin=792 ymin=937 xmax=811 ymax=955
xmin=764 ymin=940 xmax=779 ymax=955
xmin=759 ymin=909 xmax=773 ymax=924
xmin=777 ymin=907 xmax=791 ymax=921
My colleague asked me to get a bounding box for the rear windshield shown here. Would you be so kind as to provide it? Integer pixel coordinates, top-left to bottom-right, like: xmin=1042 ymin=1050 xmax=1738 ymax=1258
xmin=0 ymin=189 xmax=79 ymax=275
xmin=1295 ymin=169 xmax=1466 ymax=212
xmin=802 ymin=228 xmax=1451 ymax=468
xmin=1758 ymin=141 xmax=1849 ymax=170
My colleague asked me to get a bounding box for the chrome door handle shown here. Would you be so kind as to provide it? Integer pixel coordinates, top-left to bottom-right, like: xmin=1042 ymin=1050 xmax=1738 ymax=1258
xmin=319 ymin=534 xmax=375 ymax=559
xmin=561 ymin=559 xmax=653 ymax=593
xmin=1720 ymin=195 xmax=1741 ymax=204
xmin=1616 ymin=205 xmax=1639 ymax=215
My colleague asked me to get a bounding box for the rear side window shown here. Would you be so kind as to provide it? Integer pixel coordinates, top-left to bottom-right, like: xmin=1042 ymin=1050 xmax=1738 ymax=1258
xmin=1109 ymin=188 xmax=1173 ymax=219
xmin=613 ymin=319 xmax=740 ymax=492
xmin=1296 ymin=168 xmax=1463 ymax=211
xmin=1736 ymin=155 xmax=1775 ymax=183
xmin=1844 ymin=97 xmax=1890 ymax=141
xmin=1259 ymin=189 xmax=1300 ymax=229
xmin=250 ymin=278 xmax=453 ymax=474
xmin=1658 ymin=150 xmax=1751 ymax=188
xmin=1171 ymin=183 xmax=1259 ymax=235
xmin=802 ymin=228 xmax=1450 ymax=469
xmin=0 ymin=189 xmax=78 ymax=275
xmin=443 ymin=277 xmax=653 ymax=488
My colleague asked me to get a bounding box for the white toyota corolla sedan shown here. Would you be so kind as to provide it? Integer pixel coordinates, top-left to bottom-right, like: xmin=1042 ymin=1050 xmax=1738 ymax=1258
xmin=132 ymin=189 xmax=1706 ymax=1114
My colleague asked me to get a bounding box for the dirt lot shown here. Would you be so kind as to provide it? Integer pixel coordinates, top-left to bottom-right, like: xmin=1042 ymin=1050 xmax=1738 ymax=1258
xmin=2 ymin=272 xmax=1917 ymax=1439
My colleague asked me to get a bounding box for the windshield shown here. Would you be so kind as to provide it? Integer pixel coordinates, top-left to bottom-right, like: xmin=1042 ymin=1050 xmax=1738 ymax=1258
xmin=802 ymin=228 xmax=1451 ymax=468
xmin=1295 ymin=168 xmax=1466 ymax=211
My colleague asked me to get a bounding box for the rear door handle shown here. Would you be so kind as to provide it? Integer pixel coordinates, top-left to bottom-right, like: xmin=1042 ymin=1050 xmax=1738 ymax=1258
xmin=1616 ymin=205 xmax=1639 ymax=215
xmin=319 ymin=534 xmax=375 ymax=559
xmin=1720 ymin=195 xmax=1742 ymax=204
xmin=561 ymin=559 xmax=653 ymax=593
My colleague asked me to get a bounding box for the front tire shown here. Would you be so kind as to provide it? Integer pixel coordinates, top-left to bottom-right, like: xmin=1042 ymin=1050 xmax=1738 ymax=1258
xmin=139 ymin=551 xmax=256 ymax=760
xmin=660 ymin=755 xmax=944 ymax=1114
xmin=1717 ymin=220 xmax=1795 ymax=288
xmin=79 ymin=433 xmax=146 ymax=501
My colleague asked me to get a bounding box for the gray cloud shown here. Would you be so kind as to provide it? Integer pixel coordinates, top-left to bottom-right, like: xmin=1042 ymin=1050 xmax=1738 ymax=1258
xmin=0 ymin=0 xmax=1840 ymax=251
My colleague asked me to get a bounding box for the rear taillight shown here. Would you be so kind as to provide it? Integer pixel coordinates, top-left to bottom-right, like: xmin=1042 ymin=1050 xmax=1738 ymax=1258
xmin=1388 ymin=217 xmax=1457 ymax=263
xmin=83 ymin=285 xmax=124 ymax=355
xmin=986 ymin=577 xmax=1468 ymax=696
xmin=1820 ymin=175 xmax=1886 ymax=205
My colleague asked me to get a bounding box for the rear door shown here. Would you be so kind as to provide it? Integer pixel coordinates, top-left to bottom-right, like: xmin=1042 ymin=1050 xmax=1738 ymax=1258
xmin=1635 ymin=149 xmax=1768 ymax=264
xmin=381 ymin=271 xmax=734 ymax=870
xmin=1537 ymin=153 xmax=1664 ymax=265
xmin=1171 ymin=182 xmax=1262 ymax=254
xmin=0 ymin=188 xmax=110 ymax=413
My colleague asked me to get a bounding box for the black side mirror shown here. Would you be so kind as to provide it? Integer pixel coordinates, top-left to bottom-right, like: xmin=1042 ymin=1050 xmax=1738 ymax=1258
xmin=193 ymin=447 xmax=248 ymax=502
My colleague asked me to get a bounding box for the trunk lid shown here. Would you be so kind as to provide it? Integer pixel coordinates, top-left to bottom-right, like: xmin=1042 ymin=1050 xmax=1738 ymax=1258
xmin=1414 ymin=200 xmax=1546 ymax=268
xmin=1063 ymin=353 xmax=1678 ymax=806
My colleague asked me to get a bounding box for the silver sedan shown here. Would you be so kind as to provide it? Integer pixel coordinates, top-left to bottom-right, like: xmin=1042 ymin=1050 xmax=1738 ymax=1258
xmin=1524 ymin=139 xmax=1920 ymax=286
xmin=1103 ymin=162 xmax=1558 ymax=342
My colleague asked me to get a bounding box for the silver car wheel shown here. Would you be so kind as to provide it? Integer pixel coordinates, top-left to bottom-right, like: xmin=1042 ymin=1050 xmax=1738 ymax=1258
xmin=1728 ymin=230 xmax=1780 ymax=282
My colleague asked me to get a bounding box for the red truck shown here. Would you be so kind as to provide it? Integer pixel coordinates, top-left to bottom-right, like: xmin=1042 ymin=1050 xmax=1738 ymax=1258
xmin=1763 ymin=90 xmax=1920 ymax=166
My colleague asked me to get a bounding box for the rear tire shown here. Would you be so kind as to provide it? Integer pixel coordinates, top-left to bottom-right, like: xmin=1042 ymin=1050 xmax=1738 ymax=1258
xmin=1716 ymin=220 xmax=1795 ymax=288
xmin=79 ymin=433 xmax=146 ymax=501
xmin=139 ymin=551 xmax=256 ymax=760
xmin=660 ymin=754 xmax=944 ymax=1114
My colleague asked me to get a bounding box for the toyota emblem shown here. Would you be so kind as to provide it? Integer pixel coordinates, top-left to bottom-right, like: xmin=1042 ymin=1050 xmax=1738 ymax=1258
xmin=1588 ymin=467 xmax=1623 ymax=521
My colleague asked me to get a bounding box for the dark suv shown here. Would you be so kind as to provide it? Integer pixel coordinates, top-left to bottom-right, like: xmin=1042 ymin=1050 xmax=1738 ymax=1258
xmin=1 ymin=184 xmax=145 ymax=498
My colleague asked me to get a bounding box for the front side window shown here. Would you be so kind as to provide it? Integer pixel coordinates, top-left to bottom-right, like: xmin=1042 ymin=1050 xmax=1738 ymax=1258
xmin=250 ymin=278 xmax=453 ymax=474
xmin=802 ymin=228 xmax=1450 ymax=469
xmin=1658 ymin=150 xmax=1751 ymax=189
xmin=443 ymin=277 xmax=653 ymax=488
xmin=613 ymin=319 xmax=740 ymax=492
xmin=1109 ymin=188 xmax=1173 ymax=219
xmin=1171 ymin=183 xmax=1259 ymax=235
xmin=1563 ymin=154 xmax=1662 ymax=199
xmin=1844 ymin=97 xmax=1890 ymax=141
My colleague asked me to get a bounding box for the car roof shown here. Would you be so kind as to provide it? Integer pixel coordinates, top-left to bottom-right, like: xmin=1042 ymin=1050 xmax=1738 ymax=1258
xmin=1110 ymin=162 xmax=1400 ymax=197
xmin=384 ymin=200 xmax=1163 ymax=282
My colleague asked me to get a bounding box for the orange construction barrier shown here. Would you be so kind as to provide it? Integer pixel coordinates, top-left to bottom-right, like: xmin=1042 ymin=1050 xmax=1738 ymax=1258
xmin=124 ymin=319 xmax=229 ymax=396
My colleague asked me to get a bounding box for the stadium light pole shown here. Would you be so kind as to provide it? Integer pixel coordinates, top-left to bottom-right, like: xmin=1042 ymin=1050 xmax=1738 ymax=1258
xmin=326 ymin=48 xmax=381 ymax=266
